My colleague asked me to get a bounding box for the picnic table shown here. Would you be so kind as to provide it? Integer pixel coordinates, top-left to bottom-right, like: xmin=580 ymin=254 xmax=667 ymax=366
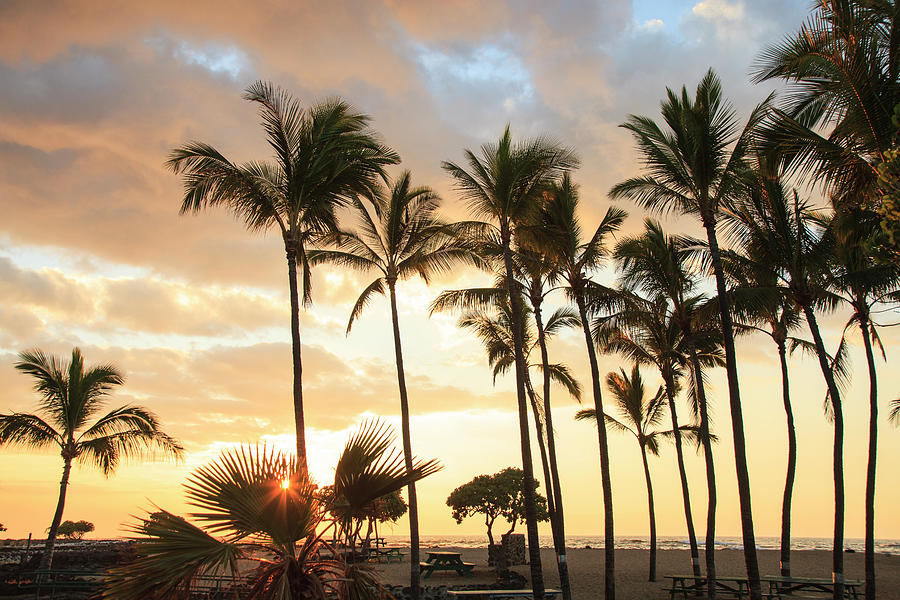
xmin=666 ymin=573 xmax=863 ymax=599
xmin=366 ymin=546 xmax=405 ymax=563
xmin=419 ymin=551 xmax=475 ymax=579
xmin=448 ymin=588 xmax=562 ymax=599
xmin=762 ymin=575 xmax=862 ymax=599
xmin=665 ymin=574 xmax=754 ymax=598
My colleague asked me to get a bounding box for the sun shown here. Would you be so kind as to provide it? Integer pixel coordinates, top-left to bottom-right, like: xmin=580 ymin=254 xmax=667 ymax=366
xmin=280 ymin=478 xmax=291 ymax=490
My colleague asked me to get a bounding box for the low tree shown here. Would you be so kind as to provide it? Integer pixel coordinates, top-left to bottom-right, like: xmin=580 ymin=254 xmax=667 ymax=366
xmin=446 ymin=467 xmax=548 ymax=549
xmin=56 ymin=520 xmax=94 ymax=540
xmin=0 ymin=523 xmax=6 ymax=533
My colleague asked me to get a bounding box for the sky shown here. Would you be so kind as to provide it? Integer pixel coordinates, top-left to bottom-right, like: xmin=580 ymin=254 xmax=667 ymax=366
xmin=1 ymin=0 xmax=899 ymax=544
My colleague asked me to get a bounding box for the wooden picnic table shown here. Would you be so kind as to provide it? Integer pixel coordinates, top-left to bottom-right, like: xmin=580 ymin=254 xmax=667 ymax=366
xmin=448 ymin=588 xmax=562 ymax=599
xmin=762 ymin=575 xmax=862 ymax=599
xmin=366 ymin=546 xmax=405 ymax=563
xmin=419 ymin=551 xmax=475 ymax=579
xmin=666 ymin=573 xmax=864 ymax=599
xmin=665 ymin=574 xmax=753 ymax=598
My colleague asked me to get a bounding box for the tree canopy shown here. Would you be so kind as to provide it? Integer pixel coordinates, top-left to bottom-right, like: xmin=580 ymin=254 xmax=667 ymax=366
xmin=446 ymin=467 xmax=548 ymax=546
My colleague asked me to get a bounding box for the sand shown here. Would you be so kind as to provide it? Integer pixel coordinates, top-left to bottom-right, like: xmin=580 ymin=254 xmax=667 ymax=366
xmin=373 ymin=547 xmax=900 ymax=599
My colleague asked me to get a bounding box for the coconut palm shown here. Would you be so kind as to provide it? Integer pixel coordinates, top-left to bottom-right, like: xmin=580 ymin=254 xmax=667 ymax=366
xmin=752 ymin=0 xmax=899 ymax=209
xmin=593 ymin=290 xmax=724 ymax=589
xmin=0 ymin=347 xmax=183 ymax=569
xmin=433 ymin=259 xmax=576 ymax=600
xmin=609 ymin=69 xmax=770 ymax=600
xmin=575 ymin=365 xmax=703 ymax=583
xmin=167 ymin=81 xmax=399 ymax=469
xmin=536 ymin=174 xmax=626 ymax=599
xmin=306 ymin=171 xmax=479 ymax=598
xmin=722 ymin=253 xmax=809 ymax=579
xmin=613 ymin=219 xmax=722 ymax=595
xmin=724 ymin=168 xmax=852 ymax=598
xmin=890 ymin=398 xmax=900 ymax=424
xmin=106 ymin=422 xmax=439 ymax=600
xmin=824 ymin=205 xmax=900 ymax=597
xmin=442 ymin=125 xmax=577 ymax=599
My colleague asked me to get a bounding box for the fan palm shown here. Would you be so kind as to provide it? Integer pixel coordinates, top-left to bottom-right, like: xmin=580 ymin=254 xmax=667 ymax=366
xmin=307 ymin=171 xmax=478 ymax=598
xmin=724 ymin=168 xmax=851 ymax=598
xmin=0 ymin=347 xmax=183 ymax=569
xmin=823 ymin=205 xmax=900 ymax=598
xmin=752 ymin=0 xmax=900 ymax=209
xmin=609 ymin=69 xmax=769 ymax=600
xmin=106 ymin=422 xmax=439 ymax=600
xmin=442 ymin=125 xmax=577 ymax=599
xmin=575 ymin=365 xmax=703 ymax=583
xmin=536 ymin=174 xmax=626 ymax=600
xmin=167 ymin=81 xmax=399 ymax=469
xmin=613 ymin=219 xmax=721 ymax=595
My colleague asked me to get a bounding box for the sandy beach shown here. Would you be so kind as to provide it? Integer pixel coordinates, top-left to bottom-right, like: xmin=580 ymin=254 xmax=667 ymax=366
xmin=374 ymin=547 xmax=900 ymax=599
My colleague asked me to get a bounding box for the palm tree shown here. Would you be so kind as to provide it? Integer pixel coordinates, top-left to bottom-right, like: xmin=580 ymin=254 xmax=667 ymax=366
xmin=106 ymin=422 xmax=440 ymax=599
xmin=537 ymin=174 xmax=626 ymax=600
xmin=0 ymin=347 xmax=183 ymax=569
xmin=890 ymin=398 xmax=900 ymax=425
xmin=456 ymin=294 xmax=582 ymax=546
xmin=433 ymin=259 xmax=576 ymax=600
xmin=443 ymin=125 xmax=577 ymax=599
xmin=824 ymin=205 xmax=900 ymax=598
xmin=307 ymin=171 xmax=479 ymax=599
xmin=723 ymin=253 xmax=808 ymax=579
xmin=167 ymin=81 xmax=399 ymax=469
xmin=752 ymin=0 xmax=899 ymax=208
xmin=609 ymin=69 xmax=769 ymax=600
xmin=613 ymin=219 xmax=722 ymax=596
xmin=575 ymin=365 xmax=703 ymax=583
xmin=594 ymin=290 xmax=723 ymax=590
xmin=724 ymin=168 xmax=851 ymax=598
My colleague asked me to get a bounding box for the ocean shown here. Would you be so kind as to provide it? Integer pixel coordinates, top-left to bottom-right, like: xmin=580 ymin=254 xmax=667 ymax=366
xmin=379 ymin=534 xmax=900 ymax=554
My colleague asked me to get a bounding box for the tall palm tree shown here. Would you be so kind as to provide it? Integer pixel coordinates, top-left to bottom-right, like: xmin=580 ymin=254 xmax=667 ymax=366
xmin=575 ymin=365 xmax=703 ymax=583
xmin=307 ymin=171 xmax=479 ymax=598
xmin=167 ymin=81 xmax=399 ymax=469
xmin=594 ymin=290 xmax=724 ymax=591
xmin=724 ymin=169 xmax=851 ymax=598
xmin=433 ymin=258 xmax=576 ymax=600
xmin=537 ymin=174 xmax=626 ymax=600
xmin=613 ymin=219 xmax=722 ymax=596
xmin=0 ymin=347 xmax=183 ymax=569
xmin=824 ymin=205 xmax=900 ymax=598
xmin=443 ymin=126 xmax=577 ymax=599
xmin=609 ymin=69 xmax=770 ymax=600
xmin=752 ymin=0 xmax=899 ymax=208
xmin=723 ymin=253 xmax=808 ymax=579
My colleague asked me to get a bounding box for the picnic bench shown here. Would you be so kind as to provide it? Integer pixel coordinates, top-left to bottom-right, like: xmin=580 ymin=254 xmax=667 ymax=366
xmin=419 ymin=551 xmax=475 ymax=578
xmin=448 ymin=588 xmax=562 ymax=599
xmin=366 ymin=547 xmax=405 ymax=563
xmin=666 ymin=573 xmax=863 ymax=599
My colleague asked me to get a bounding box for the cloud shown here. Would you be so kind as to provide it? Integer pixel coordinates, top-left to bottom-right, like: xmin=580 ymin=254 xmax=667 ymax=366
xmin=692 ymin=0 xmax=745 ymax=22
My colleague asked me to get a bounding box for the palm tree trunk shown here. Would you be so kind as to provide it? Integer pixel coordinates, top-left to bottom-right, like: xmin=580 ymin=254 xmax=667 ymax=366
xmin=388 ymin=283 xmax=422 ymax=600
xmin=776 ymin=340 xmax=796 ymax=578
xmin=799 ymin=303 xmax=845 ymax=600
xmin=285 ymin=245 xmax=307 ymax=472
xmin=532 ymin=299 xmax=572 ymax=600
xmin=858 ymin=313 xmax=877 ymax=600
xmin=662 ymin=374 xmax=702 ymax=578
xmin=500 ymin=236 xmax=545 ymax=600
xmin=689 ymin=348 xmax=717 ymax=600
xmin=574 ymin=292 xmax=615 ymax=600
xmin=40 ymin=457 xmax=72 ymax=570
xmin=703 ymin=220 xmax=761 ymax=600
xmin=524 ymin=373 xmax=557 ymax=520
xmin=639 ymin=445 xmax=657 ymax=582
